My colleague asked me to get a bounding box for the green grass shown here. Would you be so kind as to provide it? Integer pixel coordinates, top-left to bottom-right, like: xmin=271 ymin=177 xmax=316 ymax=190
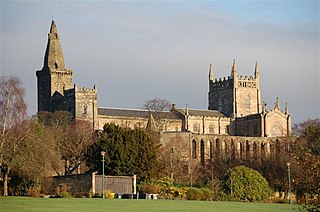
xmin=0 ymin=197 xmax=298 ymax=212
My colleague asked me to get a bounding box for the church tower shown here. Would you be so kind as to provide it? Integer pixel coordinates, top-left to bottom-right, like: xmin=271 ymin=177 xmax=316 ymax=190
xmin=208 ymin=60 xmax=261 ymax=118
xmin=36 ymin=20 xmax=73 ymax=112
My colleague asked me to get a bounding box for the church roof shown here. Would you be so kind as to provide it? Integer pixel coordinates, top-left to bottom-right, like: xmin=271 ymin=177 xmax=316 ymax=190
xmin=175 ymin=108 xmax=226 ymax=118
xmin=98 ymin=108 xmax=180 ymax=120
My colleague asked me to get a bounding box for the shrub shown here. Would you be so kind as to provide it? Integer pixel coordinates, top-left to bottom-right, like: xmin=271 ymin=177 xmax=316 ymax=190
xmin=139 ymin=178 xmax=189 ymax=200
xmin=223 ymin=165 xmax=272 ymax=201
xmin=59 ymin=191 xmax=73 ymax=198
xmin=105 ymin=190 xmax=115 ymax=199
xmin=26 ymin=186 xmax=41 ymax=197
xmin=200 ymin=188 xmax=213 ymax=201
xmin=186 ymin=187 xmax=203 ymax=200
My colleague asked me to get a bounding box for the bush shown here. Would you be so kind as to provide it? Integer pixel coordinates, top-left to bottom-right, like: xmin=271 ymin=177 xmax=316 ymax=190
xmin=200 ymin=188 xmax=213 ymax=201
xmin=223 ymin=165 xmax=272 ymax=201
xmin=59 ymin=191 xmax=73 ymax=198
xmin=139 ymin=177 xmax=188 ymax=200
xmin=186 ymin=187 xmax=203 ymax=200
xmin=26 ymin=186 xmax=41 ymax=197
xmin=105 ymin=190 xmax=115 ymax=199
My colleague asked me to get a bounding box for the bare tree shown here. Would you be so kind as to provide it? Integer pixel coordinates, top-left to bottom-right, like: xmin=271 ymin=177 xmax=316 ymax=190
xmin=38 ymin=111 xmax=94 ymax=175
xmin=61 ymin=119 xmax=94 ymax=175
xmin=0 ymin=76 xmax=28 ymax=196
xmin=144 ymin=98 xmax=171 ymax=112
xmin=143 ymin=98 xmax=172 ymax=131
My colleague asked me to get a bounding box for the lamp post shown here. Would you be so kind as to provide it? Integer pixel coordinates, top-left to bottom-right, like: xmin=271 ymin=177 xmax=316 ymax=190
xmin=286 ymin=162 xmax=292 ymax=205
xmin=101 ymin=151 xmax=106 ymax=199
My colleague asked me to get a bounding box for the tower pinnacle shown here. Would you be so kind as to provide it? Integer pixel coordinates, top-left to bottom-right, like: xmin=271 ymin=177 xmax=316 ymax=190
xmin=254 ymin=60 xmax=260 ymax=79
xmin=209 ymin=64 xmax=214 ymax=81
xmin=231 ymin=58 xmax=238 ymax=78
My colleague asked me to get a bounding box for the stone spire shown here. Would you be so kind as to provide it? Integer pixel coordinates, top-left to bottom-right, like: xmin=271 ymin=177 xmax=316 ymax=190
xmin=254 ymin=60 xmax=259 ymax=79
xmin=209 ymin=64 xmax=214 ymax=81
xmin=274 ymin=97 xmax=280 ymax=110
xmin=146 ymin=113 xmax=156 ymax=130
xmin=43 ymin=20 xmax=65 ymax=70
xmin=262 ymin=101 xmax=267 ymax=113
xmin=285 ymin=102 xmax=289 ymax=114
xmin=185 ymin=104 xmax=189 ymax=116
xmin=231 ymin=58 xmax=238 ymax=78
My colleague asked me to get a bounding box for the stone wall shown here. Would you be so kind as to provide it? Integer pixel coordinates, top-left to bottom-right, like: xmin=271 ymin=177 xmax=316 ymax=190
xmin=160 ymin=131 xmax=290 ymax=166
xmin=43 ymin=173 xmax=93 ymax=197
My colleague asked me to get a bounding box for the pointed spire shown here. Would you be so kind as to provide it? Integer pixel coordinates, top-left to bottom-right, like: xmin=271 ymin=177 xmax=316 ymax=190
xmin=254 ymin=60 xmax=259 ymax=79
xmin=146 ymin=113 xmax=156 ymax=130
xmin=209 ymin=64 xmax=214 ymax=81
xmin=231 ymin=58 xmax=238 ymax=78
xmin=262 ymin=101 xmax=267 ymax=113
xmin=274 ymin=97 xmax=280 ymax=110
xmin=185 ymin=104 xmax=189 ymax=116
xmin=43 ymin=20 xmax=65 ymax=70
xmin=285 ymin=102 xmax=289 ymax=114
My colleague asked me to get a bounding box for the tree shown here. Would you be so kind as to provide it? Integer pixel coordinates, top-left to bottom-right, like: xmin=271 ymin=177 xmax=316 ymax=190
xmin=158 ymin=134 xmax=190 ymax=184
xmin=143 ymin=98 xmax=172 ymax=131
xmin=61 ymin=119 xmax=94 ymax=175
xmin=144 ymin=98 xmax=171 ymax=112
xmin=292 ymin=119 xmax=320 ymax=205
xmin=0 ymin=76 xmax=28 ymax=196
xmin=223 ymin=166 xmax=272 ymax=201
xmin=38 ymin=111 xmax=94 ymax=175
xmin=86 ymin=123 xmax=160 ymax=181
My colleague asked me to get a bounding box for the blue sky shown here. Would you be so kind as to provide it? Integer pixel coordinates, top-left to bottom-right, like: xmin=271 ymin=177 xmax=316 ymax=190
xmin=1 ymin=0 xmax=319 ymax=124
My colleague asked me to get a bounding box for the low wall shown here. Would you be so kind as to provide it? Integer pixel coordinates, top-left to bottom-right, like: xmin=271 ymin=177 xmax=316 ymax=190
xmin=43 ymin=173 xmax=136 ymax=197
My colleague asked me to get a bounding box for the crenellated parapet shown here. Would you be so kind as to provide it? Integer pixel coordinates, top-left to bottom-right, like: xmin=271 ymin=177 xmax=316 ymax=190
xmin=210 ymin=76 xmax=233 ymax=91
xmin=238 ymin=75 xmax=257 ymax=88
xmin=74 ymin=84 xmax=97 ymax=93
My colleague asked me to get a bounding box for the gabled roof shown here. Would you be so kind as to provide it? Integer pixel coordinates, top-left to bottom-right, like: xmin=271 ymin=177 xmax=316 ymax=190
xmin=98 ymin=108 xmax=180 ymax=120
xmin=175 ymin=108 xmax=226 ymax=118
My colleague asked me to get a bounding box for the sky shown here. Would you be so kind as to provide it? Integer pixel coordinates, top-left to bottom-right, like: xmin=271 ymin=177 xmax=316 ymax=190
xmin=0 ymin=0 xmax=319 ymax=124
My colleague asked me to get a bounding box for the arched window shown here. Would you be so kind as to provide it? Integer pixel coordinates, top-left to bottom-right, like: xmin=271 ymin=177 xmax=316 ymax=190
xmin=193 ymin=123 xmax=200 ymax=133
xmin=276 ymin=139 xmax=281 ymax=161
xmin=215 ymin=139 xmax=220 ymax=159
xmin=271 ymin=122 xmax=283 ymax=137
xmin=83 ymin=104 xmax=88 ymax=115
xmin=200 ymin=140 xmax=205 ymax=165
xmin=209 ymin=125 xmax=214 ymax=134
xmin=244 ymin=94 xmax=251 ymax=110
xmin=246 ymin=140 xmax=250 ymax=159
xmin=209 ymin=140 xmax=213 ymax=159
xmin=224 ymin=140 xmax=228 ymax=159
xmin=253 ymin=142 xmax=258 ymax=159
xmin=261 ymin=143 xmax=266 ymax=158
xmin=231 ymin=140 xmax=236 ymax=159
xmin=192 ymin=139 xmax=197 ymax=159
xmin=239 ymin=142 xmax=243 ymax=160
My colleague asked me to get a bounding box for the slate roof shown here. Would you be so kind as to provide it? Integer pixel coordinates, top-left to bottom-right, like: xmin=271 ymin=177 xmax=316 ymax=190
xmin=98 ymin=108 xmax=180 ymax=120
xmin=175 ymin=108 xmax=227 ymax=118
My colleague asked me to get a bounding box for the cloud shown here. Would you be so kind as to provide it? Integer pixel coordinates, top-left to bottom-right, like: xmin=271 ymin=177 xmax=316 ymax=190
xmin=1 ymin=1 xmax=319 ymax=124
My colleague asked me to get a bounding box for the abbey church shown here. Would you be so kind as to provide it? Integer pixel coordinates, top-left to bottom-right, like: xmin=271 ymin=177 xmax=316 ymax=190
xmin=37 ymin=20 xmax=291 ymax=164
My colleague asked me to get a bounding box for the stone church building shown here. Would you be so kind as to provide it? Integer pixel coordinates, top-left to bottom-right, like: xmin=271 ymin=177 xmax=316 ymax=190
xmin=37 ymin=20 xmax=292 ymax=166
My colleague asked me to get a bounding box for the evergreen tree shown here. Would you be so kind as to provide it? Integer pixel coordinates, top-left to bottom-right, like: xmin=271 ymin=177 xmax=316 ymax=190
xmin=86 ymin=123 xmax=160 ymax=181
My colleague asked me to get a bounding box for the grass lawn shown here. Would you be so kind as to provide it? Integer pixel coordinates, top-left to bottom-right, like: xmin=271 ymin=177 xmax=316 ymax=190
xmin=0 ymin=197 xmax=298 ymax=212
